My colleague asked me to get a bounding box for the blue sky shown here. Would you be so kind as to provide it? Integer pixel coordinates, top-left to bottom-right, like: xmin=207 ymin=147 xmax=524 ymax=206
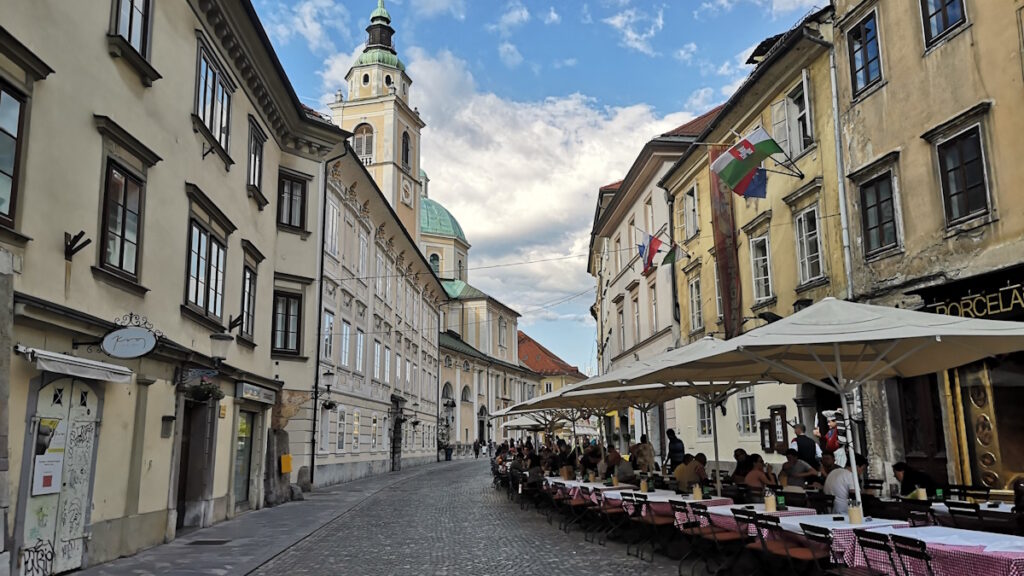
xmin=255 ymin=0 xmax=822 ymax=374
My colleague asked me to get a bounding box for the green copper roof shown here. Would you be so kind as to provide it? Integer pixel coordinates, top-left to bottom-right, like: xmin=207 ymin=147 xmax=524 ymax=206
xmin=370 ymin=0 xmax=391 ymax=23
xmin=420 ymin=196 xmax=467 ymax=243
xmin=442 ymin=280 xmax=488 ymax=300
xmin=355 ymin=48 xmax=405 ymax=71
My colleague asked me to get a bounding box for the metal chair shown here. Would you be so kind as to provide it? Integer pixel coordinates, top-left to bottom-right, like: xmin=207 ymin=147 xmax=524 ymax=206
xmin=861 ymin=478 xmax=885 ymax=497
xmin=560 ymin=485 xmax=595 ymax=534
xmin=945 ymin=500 xmax=983 ymax=530
xmin=592 ymin=489 xmax=629 ymax=545
xmin=629 ymin=493 xmax=676 ymax=562
xmin=890 ymin=534 xmax=937 ymax=576
xmin=807 ymin=492 xmax=836 ymax=514
xmin=798 ymin=523 xmax=848 ymax=574
xmin=690 ymin=503 xmax=746 ymax=576
xmin=851 ymin=529 xmax=900 ymax=576
xmin=753 ymin=514 xmax=827 ymax=572
xmin=900 ymin=498 xmax=934 ymax=526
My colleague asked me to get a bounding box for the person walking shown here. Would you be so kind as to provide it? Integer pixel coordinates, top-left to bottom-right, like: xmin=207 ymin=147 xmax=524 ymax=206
xmin=789 ymin=423 xmax=822 ymax=468
xmin=473 ymin=439 xmax=481 ymax=459
xmin=665 ymin=429 xmax=685 ymax=473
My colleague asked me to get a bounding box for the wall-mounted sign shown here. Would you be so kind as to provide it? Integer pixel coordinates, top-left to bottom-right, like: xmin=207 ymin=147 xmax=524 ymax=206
xmin=236 ymin=382 xmax=276 ymax=405
xmin=101 ymin=326 xmax=157 ymax=359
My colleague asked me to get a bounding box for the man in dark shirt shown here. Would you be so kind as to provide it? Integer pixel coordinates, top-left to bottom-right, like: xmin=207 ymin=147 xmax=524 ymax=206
xmin=893 ymin=462 xmax=939 ymax=497
xmin=666 ymin=429 xmax=685 ymax=473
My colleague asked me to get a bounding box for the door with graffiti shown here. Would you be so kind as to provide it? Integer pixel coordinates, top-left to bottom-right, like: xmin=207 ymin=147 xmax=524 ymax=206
xmin=20 ymin=378 xmax=99 ymax=576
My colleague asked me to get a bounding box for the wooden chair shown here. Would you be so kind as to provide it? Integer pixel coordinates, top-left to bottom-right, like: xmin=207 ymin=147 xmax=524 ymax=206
xmin=590 ymin=489 xmax=628 ymax=545
xmin=690 ymin=504 xmax=746 ymax=576
xmin=799 ymin=523 xmax=840 ymax=573
xmin=965 ymin=486 xmax=991 ymax=502
xmin=753 ymin=514 xmax=828 ymax=572
xmin=627 ymin=493 xmax=676 ymax=562
xmin=560 ymin=485 xmax=595 ymax=533
xmin=945 ymin=500 xmax=985 ymax=531
xmin=784 ymin=490 xmax=809 ymax=508
xmin=890 ymin=534 xmax=937 ymax=576
xmin=944 ymin=484 xmax=969 ymax=501
xmin=852 ymin=529 xmax=901 ymax=576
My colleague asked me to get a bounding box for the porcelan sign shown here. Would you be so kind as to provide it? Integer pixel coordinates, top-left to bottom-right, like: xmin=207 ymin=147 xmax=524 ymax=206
xmin=932 ymin=284 xmax=1024 ymax=319
xmin=101 ymin=326 xmax=158 ymax=359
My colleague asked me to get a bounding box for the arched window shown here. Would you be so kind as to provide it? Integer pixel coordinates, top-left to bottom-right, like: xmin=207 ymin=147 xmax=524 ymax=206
xmin=458 ymin=259 xmax=464 ymax=280
xmin=353 ymin=124 xmax=374 ymax=164
xmin=461 ymin=385 xmax=472 ymax=402
xmin=401 ymin=131 xmax=411 ymax=169
xmin=362 ymin=73 xmax=369 ymax=85
xmin=429 ymin=254 xmax=440 ymax=273
xmin=444 ymin=355 xmax=453 ymax=368
xmin=385 ymin=74 xmax=393 ymax=86
xmin=442 ymin=382 xmax=453 ymax=399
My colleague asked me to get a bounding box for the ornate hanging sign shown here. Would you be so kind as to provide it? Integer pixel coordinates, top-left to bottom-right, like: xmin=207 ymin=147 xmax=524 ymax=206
xmin=100 ymin=313 xmax=161 ymax=359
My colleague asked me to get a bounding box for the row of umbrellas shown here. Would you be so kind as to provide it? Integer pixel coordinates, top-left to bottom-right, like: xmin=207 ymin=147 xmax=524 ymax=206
xmin=493 ymin=297 xmax=1024 ymax=503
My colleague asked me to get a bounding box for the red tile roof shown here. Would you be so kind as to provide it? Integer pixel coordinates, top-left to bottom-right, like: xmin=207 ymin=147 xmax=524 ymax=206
xmin=518 ymin=331 xmax=586 ymax=379
xmin=599 ymin=180 xmax=623 ymax=192
xmin=662 ymin=104 xmax=724 ymax=138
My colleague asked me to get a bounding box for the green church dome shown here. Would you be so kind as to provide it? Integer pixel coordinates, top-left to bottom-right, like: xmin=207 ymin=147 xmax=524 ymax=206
xmin=421 ymin=197 xmax=467 ymax=244
xmin=370 ymin=0 xmax=391 ymax=23
xmin=355 ymin=48 xmax=405 ymax=71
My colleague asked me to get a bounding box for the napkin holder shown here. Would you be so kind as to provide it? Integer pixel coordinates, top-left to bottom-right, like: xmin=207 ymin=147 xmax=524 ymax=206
xmin=692 ymin=484 xmax=703 ymax=501
xmin=640 ymin=479 xmax=649 ymax=493
xmin=764 ymin=495 xmax=777 ymax=513
xmin=848 ymin=504 xmax=864 ymax=524
xmin=588 ymin=472 xmax=596 ymax=483
xmin=612 ymin=476 xmax=620 ymax=487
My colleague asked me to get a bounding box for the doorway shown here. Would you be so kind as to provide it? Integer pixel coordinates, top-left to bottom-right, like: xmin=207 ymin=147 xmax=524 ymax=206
xmin=19 ymin=377 xmax=99 ymax=576
xmin=175 ymin=398 xmax=217 ymax=530
xmin=897 ymin=374 xmax=948 ymax=483
xmin=233 ymin=411 xmax=255 ymax=510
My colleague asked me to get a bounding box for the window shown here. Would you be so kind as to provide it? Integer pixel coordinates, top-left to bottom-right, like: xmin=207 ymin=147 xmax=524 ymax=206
xmin=795 ymin=206 xmax=823 ymax=284
xmin=617 ymin=306 xmax=625 ymax=350
xmin=116 ymin=0 xmax=150 ymax=55
xmin=498 ymin=317 xmax=507 ymax=348
xmin=371 ymin=414 xmax=379 ymax=449
xmin=385 ymin=261 xmax=392 ymax=301
xmin=697 ymin=401 xmax=713 ymax=437
xmin=353 ymin=123 xmax=374 ymax=164
xmin=545 ymin=381 xmax=553 ymax=394
xmin=375 ymin=253 xmax=385 ymax=295
xmin=323 ymin=311 xmax=335 ymax=359
xmin=429 ymin=254 xmax=440 ymax=273
xmin=352 ymin=410 xmax=360 ymax=452
xmin=614 ymin=236 xmax=622 ymax=273
xmin=340 ymin=321 xmax=351 ymax=367
xmin=921 ymin=0 xmax=965 ymax=45
xmin=937 ymin=126 xmax=988 ymax=224
xmin=644 ymin=197 xmax=654 ymax=235
xmin=0 ymin=84 xmax=24 ymax=225
xmin=272 ymin=292 xmax=301 ymax=353
xmin=396 ymin=353 xmax=402 ymax=383
xmin=649 ymin=282 xmax=657 ymax=335
xmin=337 ymin=409 xmax=346 ymax=451
xmin=325 ymin=202 xmax=339 ymax=256
xmin=772 ymin=74 xmax=814 ymax=158
xmin=713 ymin=263 xmax=723 ymax=319
xmin=355 ymin=329 xmax=365 ymax=372
xmin=384 ymin=346 xmax=391 ymax=383
xmin=101 ymin=162 xmax=143 ymax=278
xmin=848 ymin=13 xmax=882 ymax=95
xmin=684 ymin=185 xmax=699 ymax=239
xmin=241 ymin=266 xmax=257 ymax=338
xmin=277 ymin=174 xmax=306 ymax=229
xmin=738 ymin=390 xmax=757 ymax=435
xmin=406 ymin=358 xmax=412 ymax=391
xmin=688 ymin=276 xmax=704 ymax=331
xmin=318 ymin=404 xmax=331 ymax=451
xmin=196 ymin=46 xmax=231 ymax=150
xmin=860 ymin=173 xmax=898 ymax=255
xmin=186 ymin=220 xmax=226 ymax=318
xmin=247 ymin=119 xmax=265 ymax=192
xmin=401 ymin=131 xmax=411 ymax=169
xmin=627 ymin=218 xmax=635 ymax=249
xmin=750 ymin=235 xmax=773 ymax=303
xmin=358 ymin=234 xmax=368 ymax=278
xmin=361 ymin=73 xmax=369 ymax=86
xmin=631 ymin=293 xmax=640 ymax=343
xmin=373 ymin=340 xmax=382 ymax=380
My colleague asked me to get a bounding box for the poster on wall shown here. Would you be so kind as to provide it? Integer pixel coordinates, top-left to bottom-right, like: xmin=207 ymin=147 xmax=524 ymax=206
xmin=32 ymin=453 xmax=63 ymax=495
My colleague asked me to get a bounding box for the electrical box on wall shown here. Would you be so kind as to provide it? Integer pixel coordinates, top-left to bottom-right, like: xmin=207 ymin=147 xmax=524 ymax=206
xmin=280 ymin=454 xmax=293 ymax=474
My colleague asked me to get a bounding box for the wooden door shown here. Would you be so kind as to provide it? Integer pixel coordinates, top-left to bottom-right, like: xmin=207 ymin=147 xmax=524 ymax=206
xmin=898 ymin=374 xmax=948 ymax=483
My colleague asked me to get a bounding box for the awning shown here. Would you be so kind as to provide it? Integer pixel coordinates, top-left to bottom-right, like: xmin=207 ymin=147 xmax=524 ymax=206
xmin=16 ymin=346 xmax=133 ymax=383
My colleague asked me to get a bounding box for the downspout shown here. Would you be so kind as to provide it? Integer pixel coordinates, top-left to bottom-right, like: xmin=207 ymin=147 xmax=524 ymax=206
xmin=808 ymin=30 xmax=854 ymax=300
xmin=660 ymin=185 xmax=679 ymax=463
xmin=310 ymin=144 xmax=349 ymax=488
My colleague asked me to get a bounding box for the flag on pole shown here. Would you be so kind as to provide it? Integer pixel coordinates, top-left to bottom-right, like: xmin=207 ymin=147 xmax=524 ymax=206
xmin=661 ymin=244 xmax=685 ymax=266
xmin=710 ymin=127 xmax=783 ymax=197
xmin=637 ymin=243 xmax=646 ymax=261
xmin=643 ymin=235 xmax=663 ymax=272
xmin=742 ymin=168 xmax=768 ymax=199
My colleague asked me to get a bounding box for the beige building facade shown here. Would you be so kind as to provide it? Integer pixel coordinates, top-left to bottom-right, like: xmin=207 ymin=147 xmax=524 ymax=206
xmin=0 ymin=0 xmax=345 ymax=573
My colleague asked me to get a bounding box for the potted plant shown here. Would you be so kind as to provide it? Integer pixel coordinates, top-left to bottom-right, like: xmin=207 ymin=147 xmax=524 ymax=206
xmin=184 ymin=377 xmax=224 ymax=403
xmin=322 ymin=399 xmax=338 ymax=410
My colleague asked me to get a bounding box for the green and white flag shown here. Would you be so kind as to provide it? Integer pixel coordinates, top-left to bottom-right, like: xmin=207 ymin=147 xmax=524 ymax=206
xmin=661 ymin=244 xmax=685 ymax=265
xmin=710 ymin=127 xmax=784 ymax=193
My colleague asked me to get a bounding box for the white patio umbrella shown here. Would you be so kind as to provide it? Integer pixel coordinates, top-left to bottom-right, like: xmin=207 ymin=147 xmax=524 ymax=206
xmin=501 ymin=416 xmax=546 ymax=431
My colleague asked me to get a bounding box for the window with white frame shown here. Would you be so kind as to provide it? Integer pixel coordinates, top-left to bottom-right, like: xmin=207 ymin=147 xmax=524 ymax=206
xmin=649 ymin=282 xmax=657 ymax=335
xmin=688 ymin=275 xmax=704 ymax=331
xmin=375 ymin=253 xmax=385 ymax=295
xmin=644 ymin=197 xmax=654 ymax=235
xmin=385 ymin=260 xmax=392 ymax=301
xmin=340 ymin=321 xmax=351 ymax=367
xmin=614 ymin=236 xmax=622 ymax=273
xmin=195 ymin=45 xmax=232 ymax=151
xmin=628 ymin=218 xmax=635 ymax=249
xmin=406 ymin=358 xmax=412 ymax=391
xmin=396 ymin=353 xmax=402 ymax=383
xmin=318 ymin=404 xmax=331 ymax=451
xmin=384 ymin=346 xmax=391 ymax=383
xmin=371 ymin=414 xmax=378 ymax=449
xmin=631 ymin=293 xmax=640 ymax=343
xmin=352 ymin=410 xmax=360 ymax=451
xmin=795 ymin=206 xmax=823 ymax=284
xmin=617 ymin=306 xmax=625 ymax=351
xmin=684 ymin=185 xmax=699 ymax=240
xmin=545 ymin=381 xmax=553 ymax=394
xmin=738 ymin=389 xmax=757 ymax=435
xmin=336 ymin=408 xmax=346 ymax=451
xmin=771 ymin=72 xmax=814 ymax=158
xmin=326 ymin=202 xmax=339 ymax=256
xmin=355 ymin=329 xmax=365 ymax=372
xmin=697 ymin=401 xmax=713 ymax=437
xmin=352 ymin=123 xmax=374 ymax=164
xmin=373 ymin=340 xmax=382 ymax=380
xmin=323 ymin=311 xmax=335 ymax=360
xmin=750 ymin=235 xmax=773 ymax=303
xmin=358 ymin=233 xmax=368 ymax=278
xmin=713 ymin=263 xmax=723 ymax=319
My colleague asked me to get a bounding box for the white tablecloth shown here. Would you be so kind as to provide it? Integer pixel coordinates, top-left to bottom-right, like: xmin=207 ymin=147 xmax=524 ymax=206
xmin=779 ymin=514 xmax=907 ymax=534
xmin=932 ymin=501 xmax=1014 ymax=516
xmin=869 ymin=525 xmax=1024 ymax=554
xmin=603 ymin=488 xmax=676 ymax=501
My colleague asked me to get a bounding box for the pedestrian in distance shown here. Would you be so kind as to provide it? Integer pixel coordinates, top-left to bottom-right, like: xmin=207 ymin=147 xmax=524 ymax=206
xmin=665 ymin=429 xmax=685 ymax=473
xmin=473 ymin=439 xmax=481 ymax=459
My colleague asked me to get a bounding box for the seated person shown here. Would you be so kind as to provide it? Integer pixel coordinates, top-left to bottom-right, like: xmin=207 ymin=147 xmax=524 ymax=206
xmin=816 ymin=450 xmax=837 ymax=485
xmin=674 ymin=453 xmax=708 ymax=490
xmin=731 ymin=449 xmax=752 ymax=484
xmin=605 ymin=444 xmax=622 ymax=478
xmin=743 ymin=454 xmax=777 ymax=489
xmin=825 ymin=453 xmax=868 ymax=514
xmin=892 ymin=462 xmax=939 ymax=498
xmin=780 ymin=449 xmax=818 ymax=489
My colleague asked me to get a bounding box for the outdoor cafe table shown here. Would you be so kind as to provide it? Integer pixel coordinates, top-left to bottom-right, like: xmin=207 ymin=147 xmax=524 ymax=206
xmin=932 ymin=500 xmax=1014 ymax=516
xmin=864 ymin=525 xmax=1024 ymax=576
xmin=542 ymin=478 xmax=636 ymax=498
xmin=705 ymin=503 xmax=817 ymax=535
xmin=600 ymin=489 xmax=733 ymax=518
xmin=777 ymin=514 xmax=909 ymax=566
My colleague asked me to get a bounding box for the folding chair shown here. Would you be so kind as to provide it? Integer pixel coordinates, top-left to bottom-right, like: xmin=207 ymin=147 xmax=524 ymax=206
xmin=965 ymin=486 xmax=991 ymax=502
xmin=890 ymin=534 xmax=937 ymax=576
xmin=861 ymin=478 xmax=885 ymax=497
xmin=945 ymin=500 xmax=984 ymax=530
xmin=690 ymin=503 xmax=746 ymax=576
xmin=631 ymin=494 xmax=676 ymax=562
xmin=807 ymin=492 xmax=835 ymax=514
xmin=587 ymin=489 xmax=628 ymax=545
xmin=851 ymin=529 xmax=900 ymax=576
xmin=798 ymin=523 xmax=844 ymax=573
xmin=560 ymin=485 xmax=595 ymax=534
xmin=754 ymin=514 xmax=828 ymax=573
xmin=900 ymin=498 xmax=934 ymax=526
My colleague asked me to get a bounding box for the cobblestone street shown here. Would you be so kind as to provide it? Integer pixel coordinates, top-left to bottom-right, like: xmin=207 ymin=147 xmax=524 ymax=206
xmin=79 ymin=459 xmax=683 ymax=576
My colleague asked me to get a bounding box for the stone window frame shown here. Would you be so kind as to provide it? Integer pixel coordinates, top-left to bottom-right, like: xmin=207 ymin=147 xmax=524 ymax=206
xmin=846 ymin=8 xmax=884 ymax=98
xmin=847 ymin=150 xmax=905 ymax=262
xmin=106 ymin=0 xmax=162 ymax=86
xmin=246 ymin=117 xmax=268 ymax=209
xmin=919 ymin=0 xmax=968 ymax=49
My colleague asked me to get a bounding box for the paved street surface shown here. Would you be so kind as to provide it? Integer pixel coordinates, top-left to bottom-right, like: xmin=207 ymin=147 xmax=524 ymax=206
xmin=79 ymin=460 xmax=682 ymax=575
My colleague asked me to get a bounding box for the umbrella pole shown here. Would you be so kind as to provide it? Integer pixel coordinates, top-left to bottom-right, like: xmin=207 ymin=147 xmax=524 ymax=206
xmin=834 ymin=344 xmax=863 ymax=509
xmin=712 ymin=398 xmax=722 ymax=496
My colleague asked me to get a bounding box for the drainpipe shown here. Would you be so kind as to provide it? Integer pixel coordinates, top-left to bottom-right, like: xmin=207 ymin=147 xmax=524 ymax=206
xmin=661 ymin=186 xmax=681 ymax=344
xmin=809 ymin=31 xmax=854 ymax=300
xmin=310 ymin=144 xmax=349 ymax=488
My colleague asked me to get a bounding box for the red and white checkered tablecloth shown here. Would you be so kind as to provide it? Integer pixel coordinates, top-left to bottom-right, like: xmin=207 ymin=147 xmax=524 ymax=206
xmin=666 ymin=498 xmax=734 ymax=525
xmin=706 ymin=504 xmax=818 ymax=536
xmin=777 ymin=516 xmax=910 ymax=567
xmin=856 ymin=526 xmax=1024 ymax=576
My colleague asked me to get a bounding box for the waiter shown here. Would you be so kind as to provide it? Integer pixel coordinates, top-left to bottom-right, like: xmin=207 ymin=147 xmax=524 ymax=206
xmin=789 ymin=423 xmax=822 ymax=468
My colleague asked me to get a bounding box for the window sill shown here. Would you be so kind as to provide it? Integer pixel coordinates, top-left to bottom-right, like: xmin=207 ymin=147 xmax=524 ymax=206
xmin=689 ymin=327 xmax=706 ymax=338
xmin=750 ymin=296 xmax=778 ymax=313
xmin=923 ymin=22 xmax=971 ymax=57
xmin=277 ymin=224 xmax=312 ymax=240
xmin=236 ymin=334 xmax=257 ymax=349
xmin=246 ymin=184 xmax=269 ymax=211
xmin=865 ymin=245 xmax=903 ymax=264
xmin=106 ymin=34 xmax=161 ymax=87
xmin=0 ymin=223 xmax=32 ymax=245
xmin=682 ymin=232 xmax=700 ymax=247
xmin=272 ymin=352 xmax=308 ymax=362
xmin=180 ymin=304 xmax=225 ymax=332
xmin=91 ymin=265 xmax=149 ymax=297
xmin=191 ymin=114 xmax=233 ymax=170
xmin=795 ymin=276 xmax=830 ymax=294
xmin=788 ymin=143 xmax=818 ymax=165
xmin=850 ymin=80 xmax=887 ymax=107
xmin=945 ymin=212 xmax=996 ymax=238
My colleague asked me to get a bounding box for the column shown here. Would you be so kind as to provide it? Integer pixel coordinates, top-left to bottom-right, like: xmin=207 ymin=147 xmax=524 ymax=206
xmin=472 ymin=371 xmax=480 ymax=442
xmin=454 ymin=368 xmax=462 ymax=446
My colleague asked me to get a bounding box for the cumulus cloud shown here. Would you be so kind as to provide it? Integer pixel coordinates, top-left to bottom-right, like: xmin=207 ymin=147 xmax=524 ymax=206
xmin=488 ymin=1 xmax=530 ymax=36
xmin=694 ymin=0 xmax=822 ymax=20
xmin=408 ymin=0 xmax=467 ymax=20
xmin=581 ymin=4 xmax=593 ymax=24
xmin=264 ymin=0 xmax=351 ymax=54
xmin=404 ymin=47 xmax=694 ymax=326
xmin=543 ymin=6 xmax=561 ymax=24
xmin=685 ymin=87 xmax=717 ymax=113
xmin=552 ymin=58 xmax=578 ymax=69
xmin=602 ymin=8 xmax=664 ymax=56
xmin=498 ymin=42 xmax=524 ymax=68
xmin=674 ymin=42 xmax=698 ymax=63
xmin=316 ymin=44 xmax=366 ymax=101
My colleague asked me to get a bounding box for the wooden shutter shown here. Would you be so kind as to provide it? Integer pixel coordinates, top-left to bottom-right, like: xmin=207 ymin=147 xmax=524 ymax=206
xmin=771 ymin=99 xmax=790 ymax=157
xmin=801 ymin=68 xmax=814 ymax=142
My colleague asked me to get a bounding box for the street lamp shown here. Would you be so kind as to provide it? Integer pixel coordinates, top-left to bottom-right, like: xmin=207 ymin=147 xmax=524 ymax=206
xmin=209 ymin=332 xmax=233 ymax=368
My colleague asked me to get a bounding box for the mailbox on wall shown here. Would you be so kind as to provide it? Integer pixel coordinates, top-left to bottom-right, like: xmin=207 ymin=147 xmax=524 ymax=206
xmin=759 ymin=419 xmax=773 ymax=453
xmin=768 ymin=405 xmax=788 ymax=453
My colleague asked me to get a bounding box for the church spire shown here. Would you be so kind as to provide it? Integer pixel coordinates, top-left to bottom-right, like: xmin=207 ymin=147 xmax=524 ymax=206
xmin=365 ymin=0 xmax=395 ymax=53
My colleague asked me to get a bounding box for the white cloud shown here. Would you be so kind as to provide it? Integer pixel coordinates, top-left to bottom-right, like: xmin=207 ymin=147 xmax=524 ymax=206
xmin=264 ymin=0 xmax=351 ymax=54
xmin=408 ymin=0 xmax=467 ymax=20
xmin=404 ymin=47 xmax=694 ymax=325
xmin=498 ymin=42 xmax=524 ymax=68
xmin=674 ymin=42 xmax=698 ymax=63
xmin=488 ymin=1 xmax=530 ymax=36
xmin=316 ymin=44 xmax=366 ymax=102
xmin=685 ymin=87 xmax=716 ymax=113
xmin=552 ymin=58 xmax=578 ymax=69
xmin=602 ymin=8 xmax=664 ymax=56
xmin=581 ymin=3 xmax=593 ymax=24
xmin=543 ymin=6 xmax=561 ymax=24
xmin=694 ymin=0 xmax=821 ymax=20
